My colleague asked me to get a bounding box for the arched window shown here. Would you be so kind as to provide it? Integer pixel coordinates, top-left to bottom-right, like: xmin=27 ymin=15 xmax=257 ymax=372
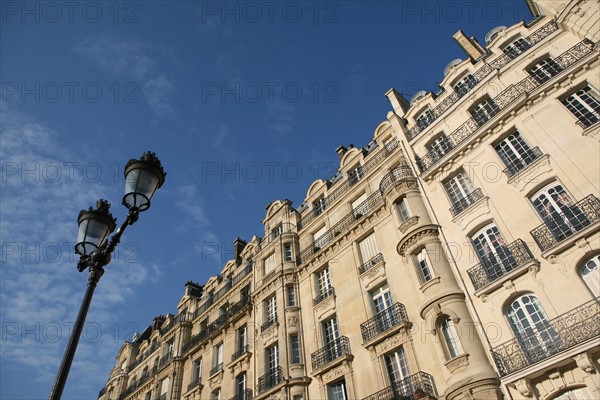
xmin=580 ymin=255 xmax=600 ymax=297
xmin=439 ymin=316 xmax=464 ymax=359
xmin=506 ymin=294 xmax=561 ymax=361
xmin=471 ymin=224 xmax=516 ymax=280
xmin=552 ymin=387 xmax=594 ymax=400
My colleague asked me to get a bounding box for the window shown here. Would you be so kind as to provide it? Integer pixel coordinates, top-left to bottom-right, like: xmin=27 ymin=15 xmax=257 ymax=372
xmin=454 ymin=74 xmax=477 ymax=97
xmin=271 ymin=224 xmax=283 ymax=240
xmin=236 ymin=372 xmax=247 ymax=397
xmin=440 ymin=316 xmax=464 ymax=358
xmin=506 ymin=294 xmax=561 ymax=358
xmin=313 ymin=225 xmax=328 ymax=250
xmin=263 ymin=253 xmax=276 ymax=276
xmin=580 ymin=255 xmax=600 ymax=297
xmin=471 ymin=224 xmax=516 ymax=280
xmin=266 ymin=343 xmax=279 ymax=372
xmin=314 ymin=196 xmax=327 ymax=216
xmin=358 ymin=233 xmax=379 ymax=265
xmin=265 ymin=295 xmax=277 ymax=325
xmin=503 ymin=37 xmax=531 ymax=59
xmin=562 ymin=85 xmax=600 ymax=128
xmin=348 ymin=164 xmax=364 ymax=185
xmin=415 ymin=108 xmax=435 ymax=130
xmin=385 ymin=348 xmax=409 ymax=388
xmin=167 ymin=340 xmax=174 ymax=356
xmin=290 ymin=334 xmax=301 ymax=364
xmin=283 ymin=244 xmax=293 ymax=261
xmin=237 ymin=325 xmax=248 ymax=354
xmin=414 ymin=248 xmax=434 ymax=283
xmin=286 ymin=285 xmax=296 ymax=307
xmin=495 ymin=131 xmax=540 ymax=176
xmin=351 ymin=193 xmax=368 ymax=218
xmin=322 ymin=317 xmax=342 ymax=359
xmin=371 ymin=285 xmax=399 ymax=331
xmin=107 ymin=390 xmax=113 ymax=400
xmin=553 ymin=387 xmax=594 ymax=400
xmin=444 ymin=171 xmax=478 ymax=215
xmin=144 ymin=392 xmax=151 ymax=400
xmin=529 ymin=57 xmax=563 ymax=83
xmin=211 ymin=389 xmax=221 ymax=400
xmin=427 ymin=134 xmax=453 ymax=162
xmin=396 ymin=198 xmax=411 ymax=223
xmin=471 ymin=98 xmax=500 ymax=126
xmin=212 ymin=343 xmax=223 ymax=373
xmin=160 ymin=378 xmax=170 ymax=400
xmin=315 ymin=267 xmax=333 ymax=303
xmin=192 ymin=358 xmax=202 ymax=383
xmin=327 ymin=380 xmax=348 ymax=400
xmin=531 ymin=183 xmax=590 ymax=241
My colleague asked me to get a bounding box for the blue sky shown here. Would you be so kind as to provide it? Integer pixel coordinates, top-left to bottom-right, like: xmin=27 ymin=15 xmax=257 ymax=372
xmin=0 ymin=1 xmax=533 ymax=399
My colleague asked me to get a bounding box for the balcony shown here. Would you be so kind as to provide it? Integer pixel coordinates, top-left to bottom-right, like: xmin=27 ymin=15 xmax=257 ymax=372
xmin=362 ymin=372 xmax=438 ymax=400
xmin=128 ymin=342 xmax=159 ymax=372
xmin=360 ymin=303 xmax=409 ymax=343
xmin=530 ymin=195 xmax=600 ymax=252
xmin=229 ymin=389 xmax=253 ymax=400
xmin=415 ymin=39 xmax=595 ymax=173
xmin=187 ymin=378 xmax=201 ymax=391
xmin=261 ymin=318 xmax=277 ymax=332
xmin=378 ymin=166 xmax=415 ymax=195
xmin=311 ymin=336 xmax=352 ymax=370
xmin=231 ymin=344 xmax=249 ymax=362
xmin=492 ymin=298 xmax=600 ymax=376
xmin=502 ymin=147 xmax=544 ymax=178
xmin=314 ymin=287 xmax=335 ymax=305
xmin=158 ymin=353 xmax=172 ymax=368
xmin=358 ymin=253 xmax=384 ymax=275
xmin=448 ymin=188 xmax=484 ymax=217
xmin=210 ymin=363 xmax=223 ymax=376
xmin=257 ymin=366 xmax=284 ymax=394
xmin=467 ymin=239 xmax=535 ymax=292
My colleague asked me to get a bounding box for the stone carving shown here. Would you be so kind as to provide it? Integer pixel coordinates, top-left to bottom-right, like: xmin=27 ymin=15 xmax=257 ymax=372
xmin=515 ymin=378 xmax=533 ymax=398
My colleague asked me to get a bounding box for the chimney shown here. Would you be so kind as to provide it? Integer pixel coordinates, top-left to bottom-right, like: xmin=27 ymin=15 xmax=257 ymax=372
xmin=453 ymin=30 xmax=486 ymax=61
xmin=233 ymin=237 xmax=247 ymax=263
xmin=385 ymin=88 xmax=410 ymax=117
xmin=335 ymin=145 xmax=348 ymax=160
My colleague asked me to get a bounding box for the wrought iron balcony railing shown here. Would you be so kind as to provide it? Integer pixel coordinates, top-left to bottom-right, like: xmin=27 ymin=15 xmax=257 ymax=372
xmin=229 ymin=389 xmax=253 ymax=400
xmin=467 ymin=239 xmax=535 ymax=291
xmin=530 ymin=195 xmax=600 ymax=252
xmin=502 ymin=147 xmax=544 ymax=178
xmin=406 ymin=20 xmax=558 ymax=142
xmin=311 ymin=336 xmax=351 ymax=370
xmin=128 ymin=342 xmax=159 ymax=372
xmin=379 ymin=165 xmax=415 ymax=194
xmin=314 ymin=287 xmax=335 ymax=305
xmin=415 ymin=39 xmax=594 ymax=172
xmin=360 ymin=303 xmax=409 ymax=343
xmin=231 ymin=344 xmax=249 ymax=361
xmin=492 ymin=298 xmax=600 ymax=376
xmin=257 ymin=366 xmax=284 ymax=394
xmin=187 ymin=377 xmax=201 ymax=391
xmin=209 ymin=363 xmax=223 ymax=376
xmin=358 ymin=253 xmax=384 ymax=275
xmin=261 ymin=318 xmax=277 ymax=332
xmin=300 ymin=138 xmax=399 ymax=229
xmin=448 ymin=188 xmax=484 ymax=217
xmin=158 ymin=353 xmax=172 ymax=368
xmin=362 ymin=372 xmax=438 ymax=400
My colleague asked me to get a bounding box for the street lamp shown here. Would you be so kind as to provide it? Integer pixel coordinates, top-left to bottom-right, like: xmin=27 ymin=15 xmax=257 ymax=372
xmin=49 ymin=151 xmax=166 ymax=400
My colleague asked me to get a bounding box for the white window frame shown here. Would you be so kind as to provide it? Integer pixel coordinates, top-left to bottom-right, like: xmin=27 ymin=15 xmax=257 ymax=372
xmin=580 ymin=255 xmax=600 ymax=297
xmin=440 ymin=316 xmax=464 ymax=359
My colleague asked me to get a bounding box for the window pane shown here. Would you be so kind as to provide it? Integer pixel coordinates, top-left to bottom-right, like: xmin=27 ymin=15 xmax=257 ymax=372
xmin=581 ymin=255 xmax=600 ymax=297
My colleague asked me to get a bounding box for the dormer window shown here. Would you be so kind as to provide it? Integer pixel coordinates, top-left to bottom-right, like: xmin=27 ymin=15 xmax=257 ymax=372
xmin=503 ymin=38 xmax=531 ymax=59
xmin=415 ymin=109 xmax=435 ymax=130
xmin=453 ymin=74 xmax=477 ymax=98
xmin=314 ymin=196 xmax=326 ymax=216
xmin=348 ymin=164 xmax=364 ymax=186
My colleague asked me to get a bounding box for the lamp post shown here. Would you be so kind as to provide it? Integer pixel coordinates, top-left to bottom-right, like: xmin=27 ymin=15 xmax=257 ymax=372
xmin=48 ymin=151 xmax=166 ymax=400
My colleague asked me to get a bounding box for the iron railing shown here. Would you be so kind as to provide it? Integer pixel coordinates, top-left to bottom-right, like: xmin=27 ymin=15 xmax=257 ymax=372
xmin=209 ymin=363 xmax=223 ymax=376
xmin=187 ymin=378 xmax=201 ymax=391
xmin=128 ymin=342 xmax=159 ymax=372
xmin=311 ymin=336 xmax=351 ymax=370
xmin=257 ymin=366 xmax=284 ymax=394
xmin=257 ymin=222 xmax=298 ymax=251
xmin=406 ymin=20 xmax=559 ymax=142
xmin=314 ymin=287 xmax=335 ymax=305
xmin=362 ymin=372 xmax=438 ymax=400
xmin=118 ymin=366 xmax=158 ymax=400
xmin=492 ymin=298 xmax=600 ymax=376
xmin=503 ymin=147 xmax=544 ymax=178
xmin=231 ymin=344 xmax=249 ymax=361
xmin=261 ymin=318 xmax=277 ymax=332
xmin=298 ymin=192 xmax=384 ymax=264
xmin=467 ymin=239 xmax=535 ymax=291
xmin=360 ymin=303 xmax=409 ymax=343
xmin=300 ymin=138 xmax=399 ymax=228
xmin=448 ymin=188 xmax=485 ymax=217
xmin=530 ymin=195 xmax=600 ymax=252
xmin=229 ymin=389 xmax=253 ymax=400
xmin=358 ymin=253 xmax=384 ymax=275
xmin=158 ymin=353 xmax=172 ymax=368
xmin=415 ymin=39 xmax=595 ymax=172
xmin=379 ymin=165 xmax=415 ymax=194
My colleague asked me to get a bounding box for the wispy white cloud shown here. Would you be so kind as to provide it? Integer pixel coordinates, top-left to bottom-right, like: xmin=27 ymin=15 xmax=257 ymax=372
xmin=144 ymin=74 xmax=175 ymax=118
xmin=265 ymin=98 xmax=295 ymax=137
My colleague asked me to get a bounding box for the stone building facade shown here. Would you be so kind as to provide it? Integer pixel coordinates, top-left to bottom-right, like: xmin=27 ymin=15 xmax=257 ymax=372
xmin=98 ymin=1 xmax=599 ymax=399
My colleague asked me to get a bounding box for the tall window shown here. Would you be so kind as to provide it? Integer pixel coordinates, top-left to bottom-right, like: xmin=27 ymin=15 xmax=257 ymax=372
xmin=371 ymin=285 xmax=398 ymax=331
xmin=471 ymin=224 xmax=516 ymax=280
xmin=270 ymin=224 xmax=283 ymax=240
xmin=192 ymin=358 xmax=202 ymax=383
xmin=427 ymin=134 xmax=453 ymax=162
xmin=454 ymin=74 xmax=477 ymax=97
xmin=580 ymin=255 xmax=600 ymax=297
xmin=283 ymin=244 xmax=293 ymax=261
xmin=159 ymin=378 xmax=170 ymax=400
xmin=212 ymin=343 xmax=223 ymax=373
xmin=531 ymin=183 xmax=590 ymax=241
xmin=358 ymin=233 xmax=379 ymax=265
xmin=415 ymin=108 xmax=435 ymax=130
xmin=327 ymin=380 xmax=348 ymax=400
xmin=439 ymin=316 xmax=464 ymax=359
xmin=471 ymin=97 xmax=500 ymax=126
xmin=529 ymin=57 xmax=563 ymax=83
xmin=286 ymin=285 xmax=296 ymax=307
xmin=314 ymin=196 xmax=327 ymax=216
xmin=236 ymin=372 xmax=247 ymax=397
xmin=313 ymin=225 xmax=328 ymax=250
xmin=263 ymin=253 xmax=276 ymax=276
xmin=503 ymin=37 xmax=531 ymax=59
xmin=351 ymin=192 xmax=369 ymax=218
xmin=211 ymin=389 xmax=221 ymax=400
xmin=495 ymin=131 xmax=540 ymax=176
xmin=444 ymin=171 xmax=477 ymax=215
xmin=348 ymin=164 xmax=364 ymax=185
xmin=265 ymin=295 xmax=277 ymax=325
xmin=322 ymin=317 xmax=341 ymax=358
xmin=315 ymin=267 xmax=333 ymax=303
xmin=506 ymin=294 xmax=560 ymax=358
xmin=396 ymin=198 xmax=411 ymax=223
xmin=562 ymin=85 xmax=600 ymax=127
xmin=266 ymin=343 xmax=279 ymax=372
xmin=385 ymin=348 xmax=409 ymax=389
xmin=414 ymin=248 xmax=434 ymax=283
xmin=290 ymin=334 xmax=301 ymax=364
xmin=237 ymin=325 xmax=248 ymax=354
